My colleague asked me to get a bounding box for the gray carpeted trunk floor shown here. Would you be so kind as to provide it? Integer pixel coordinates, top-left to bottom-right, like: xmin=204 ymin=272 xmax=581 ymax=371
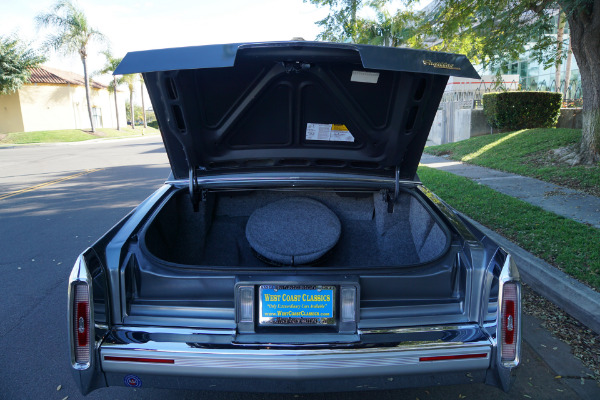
xmin=144 ymin=190 xmax=448 ymax=267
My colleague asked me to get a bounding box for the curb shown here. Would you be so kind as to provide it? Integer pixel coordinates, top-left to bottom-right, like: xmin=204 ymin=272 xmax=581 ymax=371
xmin=522 ymin=314 xmax=600 ymax=399
xmin=461 ymin=214 xmax=600 ymax=334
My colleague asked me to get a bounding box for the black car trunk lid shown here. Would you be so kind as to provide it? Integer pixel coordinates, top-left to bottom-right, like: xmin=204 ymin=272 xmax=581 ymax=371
xmin=115 ymin=41 xmax=479 ymax=181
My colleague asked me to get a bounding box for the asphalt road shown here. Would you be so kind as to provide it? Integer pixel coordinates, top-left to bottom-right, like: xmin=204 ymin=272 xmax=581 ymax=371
xmin=0 ymin=136 xmax=583 ymax=399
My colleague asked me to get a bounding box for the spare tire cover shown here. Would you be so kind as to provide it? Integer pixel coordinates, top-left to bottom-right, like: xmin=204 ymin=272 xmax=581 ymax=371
xmin=245 ymin=197 xmax=341 ymax=265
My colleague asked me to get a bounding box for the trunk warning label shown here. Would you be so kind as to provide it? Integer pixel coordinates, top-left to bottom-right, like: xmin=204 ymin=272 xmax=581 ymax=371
xmin=306 ymin=123 xmax=354 ymax=142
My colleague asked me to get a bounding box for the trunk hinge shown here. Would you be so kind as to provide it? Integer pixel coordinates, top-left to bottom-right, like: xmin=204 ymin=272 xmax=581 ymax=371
xmin=189 ymin=167 xmax=207 ymax=212
xmin=381 ymin=166 xmax=401 ymax=213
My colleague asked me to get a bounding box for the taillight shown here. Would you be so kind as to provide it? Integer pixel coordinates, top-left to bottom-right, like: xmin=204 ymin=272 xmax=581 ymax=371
xmin=73 ymin=283 xmax=91 ymax=366
xmin=500 ymin=282 xmax=518 ymax=362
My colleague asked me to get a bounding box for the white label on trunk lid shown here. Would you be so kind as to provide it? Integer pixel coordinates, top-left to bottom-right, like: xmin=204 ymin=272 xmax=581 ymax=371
xmin=351 ymin=70 xmax=379 ymax=84
xmin=306 ymin=123 xmax=354 ymax=142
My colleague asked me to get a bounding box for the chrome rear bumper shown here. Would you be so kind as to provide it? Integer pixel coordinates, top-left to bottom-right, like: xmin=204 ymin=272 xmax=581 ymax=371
xmin=93 ymin=324 xmax=498 ymax=392
xmin=102 ymin=341 xmax=491 ymax=379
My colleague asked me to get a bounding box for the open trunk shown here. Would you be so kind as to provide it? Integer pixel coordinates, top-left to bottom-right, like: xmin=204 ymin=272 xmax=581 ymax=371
xmin=124 ymin=187 xmax=465 ymax=331
xmin=142 ymin=188 xmax=450 ymax=268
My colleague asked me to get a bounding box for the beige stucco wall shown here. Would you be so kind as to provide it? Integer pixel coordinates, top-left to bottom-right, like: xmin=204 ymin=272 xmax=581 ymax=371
xmin=0 ymin=91 xmax=25 ymax=134
xmin=72 ymin=86 xmax=127 ymax=129
xmin=12 ymin=83 xmax=126 ymax=132
xmin=19 ymin=84 xmax=78 ymax=131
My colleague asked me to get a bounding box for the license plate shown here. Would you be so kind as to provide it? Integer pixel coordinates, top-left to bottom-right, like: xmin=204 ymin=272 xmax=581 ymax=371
xmin=259 ymin=285 xmax=336 ymax=326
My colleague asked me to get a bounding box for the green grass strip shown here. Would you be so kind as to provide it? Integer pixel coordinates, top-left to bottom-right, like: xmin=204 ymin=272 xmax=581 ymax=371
xmin=418 ymin=165 xmax=600 ymax=290
xmin=0 ymin=127 xmax=160 ymax=145
xmin=423 ymin=128 xmax=600 ymax=196
xmin=1 ymin=129 xmax=96 ymax=144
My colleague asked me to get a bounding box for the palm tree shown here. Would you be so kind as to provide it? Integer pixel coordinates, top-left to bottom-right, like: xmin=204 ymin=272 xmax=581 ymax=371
xmin=121 ymin=73 xmax=137 ymax=129
xmin=97 ymin=51 xmax=122 ymax=130
xmin=139 ymin=74 xmax=147 ymax=129
xmin=36 ymin=0 xmax=105 ymax=133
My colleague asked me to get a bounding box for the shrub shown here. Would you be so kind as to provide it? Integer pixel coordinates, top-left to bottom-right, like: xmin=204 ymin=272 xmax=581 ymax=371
xmin=483 ymin=91 xmax=562 ymax=130
xmin=147 ymin=120 xmax=159 ymax=129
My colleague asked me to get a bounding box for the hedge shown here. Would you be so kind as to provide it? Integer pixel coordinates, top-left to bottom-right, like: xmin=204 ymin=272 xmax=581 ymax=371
xmin=483 ymin=91 xmax=562 ymax=130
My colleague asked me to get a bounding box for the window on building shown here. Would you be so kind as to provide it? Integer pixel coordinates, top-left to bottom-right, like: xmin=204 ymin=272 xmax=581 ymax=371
xmin=519 ymin=61 xmax=528 ymax=77
xmin=92 ymin=107 xmax=103 ymax=129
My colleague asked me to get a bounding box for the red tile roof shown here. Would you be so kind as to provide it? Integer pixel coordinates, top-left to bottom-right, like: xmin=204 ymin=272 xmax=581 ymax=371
xmin=28 ymin=66 xmax=107 ymax=89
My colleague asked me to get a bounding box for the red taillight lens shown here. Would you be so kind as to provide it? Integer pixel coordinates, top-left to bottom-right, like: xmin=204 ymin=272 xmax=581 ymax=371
xmin=501 ymin=282 xmax=518 ymax=361
xmin=73 ymin=283 xmax=90 ymax=365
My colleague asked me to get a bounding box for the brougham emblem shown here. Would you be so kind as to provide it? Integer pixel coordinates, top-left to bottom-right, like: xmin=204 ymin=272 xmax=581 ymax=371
xmin=124 ymin=374 xmax=142 ymax=387
xmin=423 ymin=60 xmax=460 ymax=70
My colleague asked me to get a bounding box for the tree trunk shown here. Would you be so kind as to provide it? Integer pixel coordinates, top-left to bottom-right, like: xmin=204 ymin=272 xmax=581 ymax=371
xmin=113 ymin=76 xmax=120 ymax=131
xmin=563 ymin=40 xmax=573 ymax=100
xmin=140 ymin=77 xmax=147 ymax=128
xmin=555 ymin=12 xmax=564 ymax=94
xmin=563 ymin=1 xmax=600 ymax=164
xmin=350 ymin=0 xmax=358 ymax=41
xmin=82 ymin=56 xmax=95 ymax=133
xmin=130 ymin=89 xmax=135 ymax=130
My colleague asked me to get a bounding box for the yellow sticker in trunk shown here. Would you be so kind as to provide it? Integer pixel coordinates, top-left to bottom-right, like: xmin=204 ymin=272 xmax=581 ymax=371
xmin=331 ymin=124 xmax=348 ymax=131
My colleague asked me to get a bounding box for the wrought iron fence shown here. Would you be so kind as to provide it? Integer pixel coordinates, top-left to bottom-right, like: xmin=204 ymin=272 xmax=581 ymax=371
xmin=443 ymin=78 xmax=583 ymax=109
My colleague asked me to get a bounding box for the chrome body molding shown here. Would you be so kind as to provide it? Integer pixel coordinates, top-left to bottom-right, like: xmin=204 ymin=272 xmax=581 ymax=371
xmin=110 ymin=325 xmax=237 ymax=336
xmin=360 ymin=324 xmax=476 ymax=335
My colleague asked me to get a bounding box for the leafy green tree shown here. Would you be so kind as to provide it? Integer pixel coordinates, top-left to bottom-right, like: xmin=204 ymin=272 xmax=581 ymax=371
xmin=97 ymin=50 xmax=123 ymax=130
xmin=36 ymin=0 xmax=106 ymax=133
xmin=308 ymin=0 xmax=366 ymax=42
xmin=125 ymin=101 xmax=151 ymax=125
xmin=310 ymin=0 xmax=600 ymax=164
xmin=306 ymin=0 xmax=424 ymax=46
xmin=417 ymin=0 xmax=599 ymax=164
xmin=0 ymin=35 xmax=46 ymax=95
xmin=121 ymin=73 xmax=137 ymax=129
xmin=555 ymin=11 xmax=566 ymax=93
xmin=354 ymin=8 xmax=426 ymax=47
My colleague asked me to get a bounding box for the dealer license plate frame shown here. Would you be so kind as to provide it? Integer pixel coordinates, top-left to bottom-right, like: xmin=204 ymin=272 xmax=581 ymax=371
xmin=258 ymin=285 xmax=336 ymax=326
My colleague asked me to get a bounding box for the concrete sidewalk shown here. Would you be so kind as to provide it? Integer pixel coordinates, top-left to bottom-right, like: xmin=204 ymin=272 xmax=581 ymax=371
xmin=419 ymin=153 xmax=600 ymax=335
xmin=420 ymin=154 xmax=600 ymax=228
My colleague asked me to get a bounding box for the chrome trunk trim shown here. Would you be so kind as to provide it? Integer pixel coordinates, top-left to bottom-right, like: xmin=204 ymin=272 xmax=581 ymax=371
xmin=166 ymin=172 xmax=421 ymax=190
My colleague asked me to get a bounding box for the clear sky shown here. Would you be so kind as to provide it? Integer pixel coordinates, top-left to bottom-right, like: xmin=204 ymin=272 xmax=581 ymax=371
xmin=0 ymin=0 xmax=330 ymax=83
xmin=0 ymin=0 xmax=426 ymax=104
